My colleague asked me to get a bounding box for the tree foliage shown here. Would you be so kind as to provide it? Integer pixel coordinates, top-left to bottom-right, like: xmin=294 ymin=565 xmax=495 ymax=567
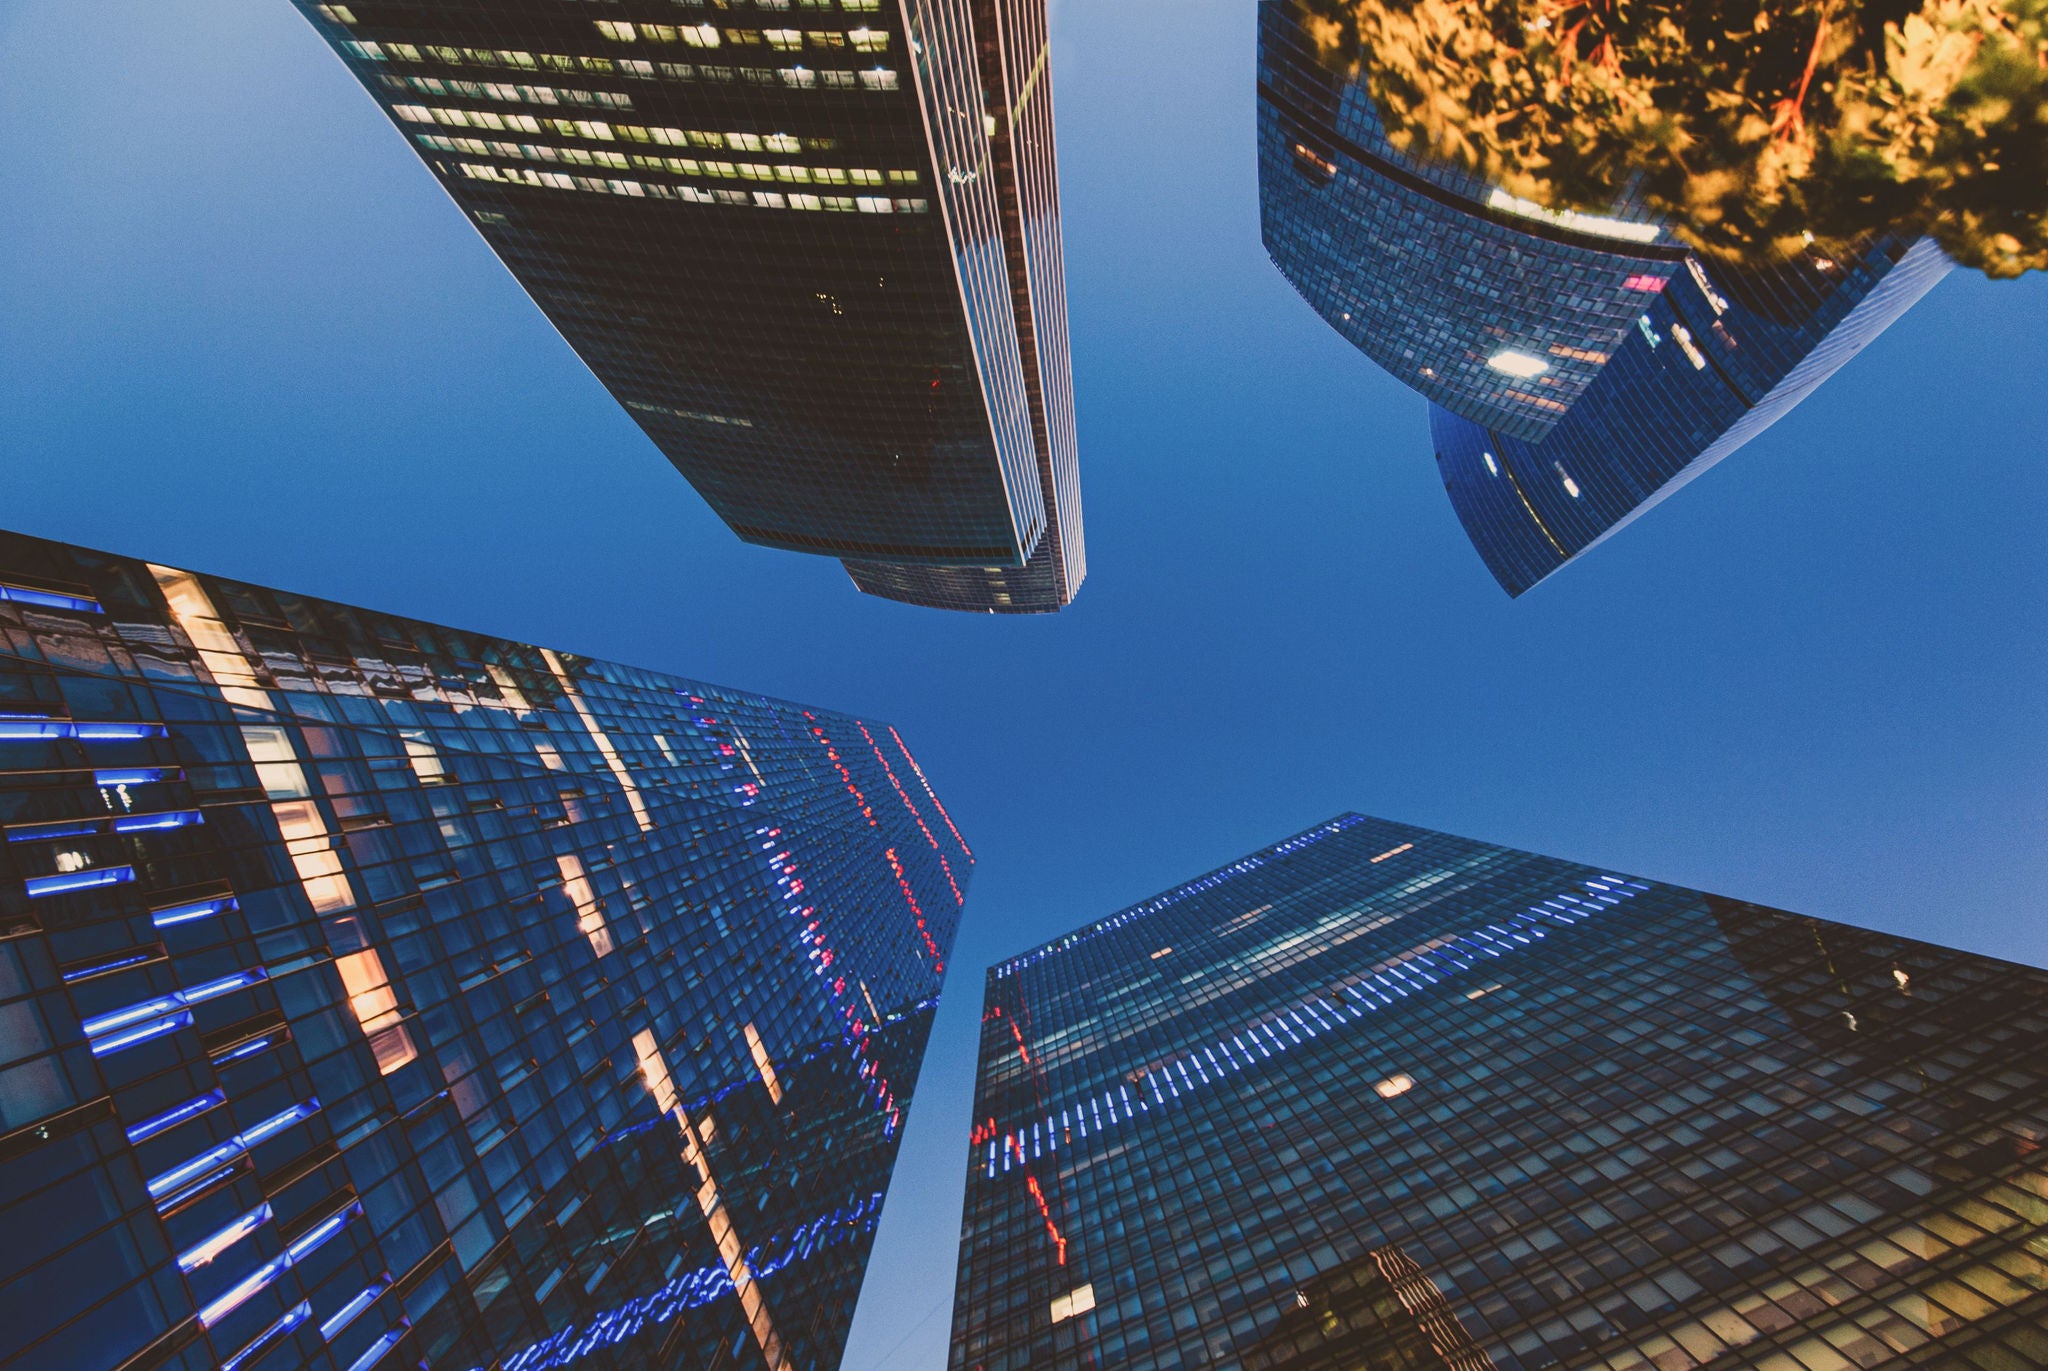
xmin=1302 ymin=0 xmax=2048 ymax=277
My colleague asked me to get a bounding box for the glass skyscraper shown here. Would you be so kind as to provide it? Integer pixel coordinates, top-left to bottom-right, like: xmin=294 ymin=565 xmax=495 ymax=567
xmin=289 ymin=0 xmax=1084 ymax=613
xmin=1257 ymin=1 xmax=1950 ymax=596
xmin=950 ymin=813 xmax=2048 ymax=1371
xmin=0 ymin=527 xmax=971 ymax=1371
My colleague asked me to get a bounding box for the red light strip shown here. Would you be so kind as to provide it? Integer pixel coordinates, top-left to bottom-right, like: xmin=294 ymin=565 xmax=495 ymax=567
xmin=887 ymin=726 xmax=972 ymax=860
xmin=857 ymin=722 xmax=964 ymax=907
xmin=1025 ymin=1174 xmax=1067 ymax=1265
xmin=884 ymin=846 xmax=945 ymax=971
xmin=804 ymin=713 xmax=877 ymax=828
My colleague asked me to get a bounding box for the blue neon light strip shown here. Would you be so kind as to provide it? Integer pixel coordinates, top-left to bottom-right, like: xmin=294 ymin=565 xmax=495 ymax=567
xmin=479 ymin=1192 xmax=887 ymax=1371
xmin=346 ymin=1328 xmax=409 ymax=1371
xmin=0 ymin=583 xmax=102 ymax=613
xmin=195 ymin=1198 xmax=363 ymax=1329
xmin=95 ymin=767 xmax=178 ymax=786
xmin=222 ymin=1302 xmax=313 ymax=1371
xmin=7 ymin=823 xmax=98 ymax=843
xmin=320 ymin=1278 xmax=390 ymax=1341
xmin=211 ymin=1035 xmax=275 ymax=1067
xmin=111 ymin=809 xmax=204 ymax=833
xmin=149 ymin=1140 xmax=245 ymax=1201
xmin=126 ymin=1090 xmax=226 ymax=1144
xmin=25 ymin=866 xmax=135 ymax=898
xmin=184 ymin=966 xmax=268 ymax=1003
xmin=84 ymin=963 xmax=268 ymax=1052
xmin=0 ymin=719 xmax=167 ymax=741
xmin=178 ymin=1202 xmax=274 ymax=1272
xmin=286 ymin=1200 xmax=361 ymax=1263
xmin=983 ymin=876 xmax=1650 ymax=1180
xmin=89 ymin=1012 xmax=192 ymax=1056
xmin=146 ymin=1098 xmax=321 ymax=1203
xmin=60 ymin=948 xmax=159 ymax=982
xmin=153 ymin=895 xmax=237 ymax=928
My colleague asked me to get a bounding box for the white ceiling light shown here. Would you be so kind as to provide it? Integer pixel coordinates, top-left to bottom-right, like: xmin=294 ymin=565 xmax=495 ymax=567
xmin=1487 ymin=349 xmax=1549 ymax=379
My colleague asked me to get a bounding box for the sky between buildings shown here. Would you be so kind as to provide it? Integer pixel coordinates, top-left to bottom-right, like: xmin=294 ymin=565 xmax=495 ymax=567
xmin=3 ymin=2 xmax=2045 ymax=1368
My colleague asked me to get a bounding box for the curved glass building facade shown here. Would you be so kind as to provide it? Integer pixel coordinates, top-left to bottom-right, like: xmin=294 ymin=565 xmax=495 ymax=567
xmin=0 ymin=527 xmax=970 ymax=1371
xmin=949 ymin=813 xmax=2048 ymax=1371
xmin=291 ymin=0 xmax=1082 ymax=613
xmin=1257 ymin=0 xmax=1949 ymax=595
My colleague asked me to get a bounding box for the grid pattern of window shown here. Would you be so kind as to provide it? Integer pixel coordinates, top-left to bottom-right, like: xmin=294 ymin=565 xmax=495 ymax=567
xmin=949 ymin=813 xmax=2048 ymax=1371
xmin=291 ymin=0 xmax=1083 ymax=612
xmin=0 ymin=526 xmax=970 ymax=1371
xmin=1254 ymin=0 xmax=1948 ymax=597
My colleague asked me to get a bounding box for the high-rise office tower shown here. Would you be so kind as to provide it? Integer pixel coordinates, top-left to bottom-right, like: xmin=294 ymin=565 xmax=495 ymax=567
xmin=1257 ymin=1 xmax=1950 ymax=596
xmin=951 ymin=814 xmax=2048 ymax=1370
xmin=0 ymin=528 xmax=971 ymax=1371
xmin=290 ymin=0 xmax=1083 ymax=613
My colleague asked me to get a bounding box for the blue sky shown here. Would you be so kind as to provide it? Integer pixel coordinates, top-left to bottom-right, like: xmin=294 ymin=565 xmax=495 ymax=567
xmin=4 ymin=2 xmax=2045 ymax=1368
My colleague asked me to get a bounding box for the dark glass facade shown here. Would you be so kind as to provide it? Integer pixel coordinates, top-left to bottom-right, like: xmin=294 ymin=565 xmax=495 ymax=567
xmin=290 ymin=0 xmax=1083 ymax=612
xmin=1257 ymin=1 xmax=1949 ymax=596
xmin=950 ymin=813 xmax=2048 ymax=1371
xmin=0 ymin=527 xmax=971 ymax=1371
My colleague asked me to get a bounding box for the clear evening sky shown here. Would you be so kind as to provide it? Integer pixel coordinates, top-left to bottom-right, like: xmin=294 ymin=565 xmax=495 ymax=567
xmin=4 ymin=3 xmax=2043 ymax=1368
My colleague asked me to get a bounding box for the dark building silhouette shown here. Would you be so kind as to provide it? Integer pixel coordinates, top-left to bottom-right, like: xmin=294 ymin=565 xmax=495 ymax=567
xmin=949 ymin=814 xmax=2048 ymax=1370
xmin=0 ymin=528 xmax=970 ymax=1371
xmin=291 ymin=0 xmax=1083 ymax=612
xmin=1257 ymin=0 xmax=1948 ymax=595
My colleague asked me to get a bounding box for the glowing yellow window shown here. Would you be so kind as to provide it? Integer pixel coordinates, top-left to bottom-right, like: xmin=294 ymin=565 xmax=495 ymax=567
xmin=557 ymin=854 xmax=613 ymax=957
xmin=744 ymin=1023 xmax=784 ymax=1104
xmin=335 ymin=948 xmax=417 ymax=1074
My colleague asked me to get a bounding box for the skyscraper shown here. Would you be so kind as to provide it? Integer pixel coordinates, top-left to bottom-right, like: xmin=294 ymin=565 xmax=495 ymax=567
xmin=289 ymin=0 xmax=1083 ymax=613
xmin=0 ymin=527 xmax=971 ymax=1371
xmin=1257 ymin=1 xmax=1950 ymax=596
xmin=950 ymin=813 xmax=2048 ymax=1370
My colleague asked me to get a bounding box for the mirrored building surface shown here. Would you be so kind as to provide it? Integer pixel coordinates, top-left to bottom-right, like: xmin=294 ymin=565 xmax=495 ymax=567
xmin=0 ymin=528 xmax=970 ymax=1371
xmin=1257 ymin=1 xmax=1949 ymax=595
xmin=289 ymin=0 xmax=1083 ymax=612
xmin=950 ymin=813 xmax=2048 ymax=1371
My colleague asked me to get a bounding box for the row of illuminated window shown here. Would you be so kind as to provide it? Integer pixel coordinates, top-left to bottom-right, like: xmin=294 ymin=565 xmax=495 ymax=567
xmin=418 ymin=134 xmax=914 ymax=188
xmin=345 ymin=39 xmax=901 ymax=92
xmin=453 ymin=160 xmax=929 ymax=214
xmin=593 ymin=20 xmax=889 ymax=51
xmin=384 ymin=73 xmax=634 ymax=111
xmin=390 ymin=106 xmax=830 ymax=155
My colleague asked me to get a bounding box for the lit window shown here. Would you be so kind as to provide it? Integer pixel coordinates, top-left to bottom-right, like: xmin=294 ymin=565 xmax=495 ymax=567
xmin=594 ymin=20 xmax=635 ymax=41
xmin=318 ymin=4 xmax=357 ymax=24
xmin=744 ymin=1022 xmax=784 ymax=1103
xmin=1150 ymin=947 xmax=1173 ymax=960
xmin=1373 ymin=1073 xmax=1416 ymax=1099
xmin=1481 ymin=450 xmax=1499 ymax=476
xmin=557 ymin=853 xmax=613 ymax=957
xmin=1486 ymin=349 xmax=1548 ymax=380
xmin=1670 ymin=323 xmax=1708 ymax=370
xmin=334 ymin=949 xmax=417 ymax=1074
xmin=633 ymin=1029 xmax=679 ymax=1115
xmin=1687 ymin=258 xmax=1730 ymax=314
xmin=401 ymin=731 xmax=447 ymax=784
xmin=1483 ymin=188 xmax=1660 ymax=244
xmin=1050 ymin=1283 xmax=1095 ymax=1323
xmin=1554 ymin=463 xmax=1581 ymax=498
